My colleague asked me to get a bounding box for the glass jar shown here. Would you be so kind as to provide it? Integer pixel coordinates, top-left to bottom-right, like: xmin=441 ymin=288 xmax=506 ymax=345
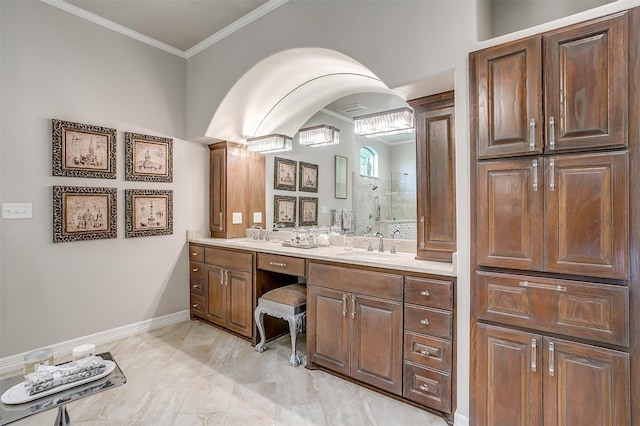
xmin=23 ymin=348 xmax=53 ymax=377
xmin=317 ymin=227 xmax=330 ymax=246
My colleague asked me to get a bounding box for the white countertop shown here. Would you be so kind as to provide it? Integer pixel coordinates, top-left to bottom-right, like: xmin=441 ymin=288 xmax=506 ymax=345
xmin=188 ymin=237 xmax=457 ymax=277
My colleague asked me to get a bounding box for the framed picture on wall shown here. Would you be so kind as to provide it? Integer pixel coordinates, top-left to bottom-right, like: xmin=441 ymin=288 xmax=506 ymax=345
xmin=299 ymin=197 xmax=318 ymax=226
xmin=53 ymin=186 xmax=117 ymax=243
xmin=125 ymin=132 xmax=173 ymax=182
xmin=52 ymin=119 xmax=117 ymax=179
xmin=299 ymin=161 xmax=318 ymax=192
xmin=274 ymin=157 xmax=296 ymax=190
xmin=274 ymin=195 xmax=297 ymax=227
xmin=125 ymin=189 xmax=173 ymax=238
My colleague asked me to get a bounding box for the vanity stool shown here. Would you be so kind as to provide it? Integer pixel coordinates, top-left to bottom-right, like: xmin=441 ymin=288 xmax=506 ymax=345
xmin=254 ymin=284 xmax=307 ymax=367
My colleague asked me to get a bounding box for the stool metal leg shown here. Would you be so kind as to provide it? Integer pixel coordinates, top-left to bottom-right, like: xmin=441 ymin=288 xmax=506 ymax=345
xmin=287 ymin=316 xmax=301 ymax=367
xmin=255 ymin=307 xmax=267 ymax=353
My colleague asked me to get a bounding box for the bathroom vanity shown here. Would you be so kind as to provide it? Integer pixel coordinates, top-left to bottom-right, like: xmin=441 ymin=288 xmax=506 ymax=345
xmin=188 ymin=236 xmax=457 ymax=424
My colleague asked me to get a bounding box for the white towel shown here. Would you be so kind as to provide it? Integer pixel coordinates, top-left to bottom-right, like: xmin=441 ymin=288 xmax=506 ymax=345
xmin=23 ymin=355 xmax=106 ymax=395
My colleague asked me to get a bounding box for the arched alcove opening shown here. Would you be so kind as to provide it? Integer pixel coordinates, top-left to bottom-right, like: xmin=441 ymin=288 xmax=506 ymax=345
xmin=205 ymin=48 xmax=398 ymax=142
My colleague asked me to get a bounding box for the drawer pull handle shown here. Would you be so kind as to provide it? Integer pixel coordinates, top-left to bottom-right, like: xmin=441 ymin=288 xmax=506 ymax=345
xmin=531 ymin=339 xmax=537 ymax=372
xmin=351 ymin=296 xmax=356 ymax=318
xmin=192 ymin=303 xmax=199 ymax=309
xmin=420 ymin=319 xmax=430 ymax=325
xmin=192 ymin=284 xmax=200 ymax=290
xmin=219 ymin=212 xmax=224 ymax=231
xmin=419 ymin=384 xmax=429 ymax=392
xmin=519 ymin=280 xmax=566 ymax=292
xmin=420 ymin=290 xmax=430 ymax=297
xmin=269 ymin=261 xmax=287 ymax=267
xmin=549 ymin=342 xmax=555 ymax=377
xmin=192 ymin=268 xmax=199 ymax=272
xmin=532 ymin=159 xmax=538 ymax=192
xmin=419 ymin=216 xmax=425 ymax=249
xmin=420 ymin=349 xmax=430 ymax=356
xmin=529 ymin=118 xmax=536 ymax=151
xmin=192 ymin=252 xmax=198 ymax=256
xmin=342 ymin=294 xmax=348 ymax=317
xmin=548 ymin=116 xmax=555 ymax=150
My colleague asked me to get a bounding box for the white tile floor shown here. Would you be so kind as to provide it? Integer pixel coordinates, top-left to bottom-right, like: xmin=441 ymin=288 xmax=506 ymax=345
xmin=6 ymin=320 xmax=448 ymax=425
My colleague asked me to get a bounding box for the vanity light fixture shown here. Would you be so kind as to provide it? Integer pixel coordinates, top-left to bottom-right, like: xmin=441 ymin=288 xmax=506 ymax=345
xmin=246 ymin=134 xmax=293 ymax=153
xmin=298 ymin=124 xmax=340 ymax=147
xmin=353 ymin=107 xmax=415 ymax=138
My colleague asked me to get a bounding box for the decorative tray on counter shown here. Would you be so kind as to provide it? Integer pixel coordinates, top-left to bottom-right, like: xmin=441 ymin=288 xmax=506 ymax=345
xmin=281 ymin=241 xmax=319 ymax=249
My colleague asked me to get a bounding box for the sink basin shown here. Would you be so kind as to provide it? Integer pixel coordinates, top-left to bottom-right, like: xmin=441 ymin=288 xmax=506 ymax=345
xmin=336 ymin=250 xmax=399 ymax=261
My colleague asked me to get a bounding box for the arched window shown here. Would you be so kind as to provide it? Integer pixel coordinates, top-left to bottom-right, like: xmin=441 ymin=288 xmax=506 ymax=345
xmin=359 ymin=146 xmax=378 ymax=177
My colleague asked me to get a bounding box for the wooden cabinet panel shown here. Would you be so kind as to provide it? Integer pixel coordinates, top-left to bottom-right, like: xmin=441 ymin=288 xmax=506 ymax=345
xmin=477 ymin=158 xmax=544 ymax=270
xmin=205 ymin=247 xmax=253 ymax=272
xmin=257 ymin=253 xmax=306 ymax=276
xmin=404 ymin=331 xmax=452 ymax=371
xmin=209 ymin=146 xmax=226 ymax=236
xmin=351 ymin=294 xmax=403 ymax=394
xmin=543 ymin=337 xmax=630 ymax=426
xmin=477 ymin=271 xmax=629 ymax=346
xmin=226 ymin=269 xmax=253 ymax=338
xmin=189 ymin=244 xmax=204 ymax=262
xmin=206 ymin=265 xmax=226 ymax=327
xmin=403 ymin=361 xmax=452 ymax=413
xmin=307 ymin=262 xmax=403 ymax=301
xmin=189 ymin=261 xmax=204 ymax=279
xmin=404 ymin=305 xmax=452 ymax=340
xmin=190 ymin=293 xmax=205 ymax=317
xmin=476 ymin=36 xmax=543 ymax=159
xmin=190 ymin=276 xmax=204 ymax=296
xmin=545 ymin=152 xmax=629 ymax=279
xmin=476 ymin=324 xmax=542 ymax=426
xmin=404 ymin=276 xmax=453 ymax=310
xmin=411 ymin=92 xmax=456 ymax=261
xmin=307 ymin=285 xmax=350 ymax=376
xmin=544 ymin=12 xmax=628 ymax=152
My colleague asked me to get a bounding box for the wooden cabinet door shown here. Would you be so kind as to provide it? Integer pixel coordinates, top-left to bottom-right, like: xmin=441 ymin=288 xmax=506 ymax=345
xmin=307 ymin=285 xmax=350 ymax=376
xmin=414 ymin=97 xmax=457 ymax=262
xmin=545 ymin=152 xmax=628 ymax=279
xmin=477 ymin=158 xmax=543 ymax=270
xmin=205 ymin=265 xmax=226 ymax=327
xmin=226 ymin=269 xmax=253 ymax=338
xmin=476 ymin=324 xmax=542 ymax=426
xmin=476 ymin=36 xmax=543 ymax=159
xmin=544 ymin=12 xmax=628 ymax=153
xmin=543 ymin=337 xmax=630 ymax=426
xmin=209 ymin=146 xmax=226 ymax=237
xmin=351 ymin=294 xmax=403 ymax=395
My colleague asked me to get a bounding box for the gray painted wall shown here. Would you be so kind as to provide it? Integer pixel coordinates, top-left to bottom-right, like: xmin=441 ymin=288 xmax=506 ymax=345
xmin=0 ymin=1 xmax=208 ymax=356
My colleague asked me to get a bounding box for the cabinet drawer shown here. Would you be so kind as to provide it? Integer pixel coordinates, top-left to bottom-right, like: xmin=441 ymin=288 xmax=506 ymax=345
xmin=403 ymin=361 xmax=451 ymax=413
xmin=404 ymin=305 xmax=452 ymax=339
xmin=404 ymin=331 xmax=452 ymax=371
xmin=258 ymin=253 xmax=306 ymax=276
xmin=405 ymin=277 xmax=453 ymax=310
xmin=190 ymin=261 xmax=204 ymax=279
xmin=189 ymin=244 xmax=204 ymax=262
xmin=205 ymin=247 xmax=253 ymax=271
xmin=308 ymin=262 xmax=403 ymax=301
xmin=190 ymin=293 xmax=204 ymax=317
xmin=477 ymin=271 xmax=629 ymax=346
xmin=190 ymin=276 xmax=204 ymax=295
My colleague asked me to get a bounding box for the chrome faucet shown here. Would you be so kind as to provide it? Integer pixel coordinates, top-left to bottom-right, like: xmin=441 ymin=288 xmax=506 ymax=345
xmin=392 ymin=229 xmax=401 ymax=239
xmin=251 ymin=224 xmax=264 ymax=240
xmin=375 ymin=232 xmax=384 ymax=252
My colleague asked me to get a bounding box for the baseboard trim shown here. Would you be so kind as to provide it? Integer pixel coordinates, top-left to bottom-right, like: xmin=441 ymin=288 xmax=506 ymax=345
xmin=454 ymin=411 xmax=470 ymax=426
xmin=0 ymin=310 xmax=190 ymax=375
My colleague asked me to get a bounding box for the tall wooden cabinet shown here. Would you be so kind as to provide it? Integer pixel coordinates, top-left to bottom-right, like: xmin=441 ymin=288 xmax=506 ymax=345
xmin=209 ymin=141 xmax=265 ymax=238
xmin=470 ymin=7 xmax=640 ymax=425
xmin=409 ymin=92 xmax=456 ymax=262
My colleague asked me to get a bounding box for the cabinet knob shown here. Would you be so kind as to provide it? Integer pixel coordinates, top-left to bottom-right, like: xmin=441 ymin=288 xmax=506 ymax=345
xmin=192 ymin=268 xmax=198 ymax=272
xmin=192 ymin=303 xmax=199 ymax=309
xmin=192 ymin=284 xmax=200 ymax=290
xmin=419 ymin=384 xmax=429 ymax=392
xmin=420 ymin=318 xmax=430 ymax=325
xmin=420 ymin=349 xmax=430 ymax=356
xmin=420 ymin=290 xmax=430 ymax=297
xmin=192 ymin=252 xmax=198 ymax=256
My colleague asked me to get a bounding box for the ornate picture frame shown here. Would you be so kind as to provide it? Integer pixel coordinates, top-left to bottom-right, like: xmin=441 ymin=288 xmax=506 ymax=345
xmin=299 ymin=197 xmax=318 ymax=226
xmin=125 ymin=189 xmax=173 ymax=238
xmin=53 ymin=186 xmax=117 ymax=243
xmin=274 ymin=157 xmax=296 ymax=191
xmin=273 ymin=195 xmax=297 ymax=227
xmin=299 ymin=161 xmax=318 ymax=192
xmin=125 ymin=132 xmax=173 ymax=182
xmin=52 ymin=119 xmax=116 ymax=179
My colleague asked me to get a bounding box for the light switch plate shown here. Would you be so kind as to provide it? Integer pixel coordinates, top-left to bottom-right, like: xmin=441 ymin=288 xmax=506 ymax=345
xmin=253 ymin=212 xmax=262 ymax=223
xmin=232 ymin=212 xmax=242 ymax=224
xmin=2 ymin=203 xmax=33 ymax=219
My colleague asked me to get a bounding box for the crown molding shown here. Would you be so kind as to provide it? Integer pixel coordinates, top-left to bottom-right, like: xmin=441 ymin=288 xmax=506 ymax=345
xmin=41 ymin=0 xmax=289 ymax=60
xmin=185 ymin=0 xmax=289 ymax=58
xmin=41 ymin=0 xmax=187 ymax=58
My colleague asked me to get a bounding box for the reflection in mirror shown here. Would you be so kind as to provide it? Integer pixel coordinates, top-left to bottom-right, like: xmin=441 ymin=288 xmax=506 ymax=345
xmin=334 ymin=155 xmax=348 ymax=199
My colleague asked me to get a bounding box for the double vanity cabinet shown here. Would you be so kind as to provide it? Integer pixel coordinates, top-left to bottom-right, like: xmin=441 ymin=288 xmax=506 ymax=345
xmin=188 ymin=240 xmax=457 ymax=423
xmin=469 ymin=7 xmax=640 ymax=425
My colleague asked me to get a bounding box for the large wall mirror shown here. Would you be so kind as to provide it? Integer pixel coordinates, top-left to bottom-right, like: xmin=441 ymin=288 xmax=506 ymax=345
xmin=263 ymin=92 xmax=417 ymax=241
